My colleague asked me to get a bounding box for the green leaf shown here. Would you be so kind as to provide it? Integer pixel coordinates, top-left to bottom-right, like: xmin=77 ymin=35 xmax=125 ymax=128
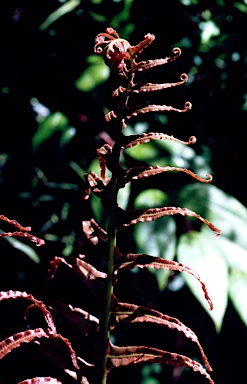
xmin=110 ymin=0 xmax=135 ymax=32
xmin=2 ymin=234 xmax=40 ymax=263
xmin=134 ymin=189 xmax=169 ymax=209
xmin=59 ymin=127 xmax=76 ymax=147
xmin=215 ymin=236 xmax=247 ymax=273
xmin=75 ymin=55 xmax=110 ymax=92
xmin=141 ymin=378 xmax=159 ymax=384
xmin=32 ymin=112 xmax=69 ymax=150
xmin=179 ymin=184 xmax=247 ymax=248
xmin=229 ymin=270 xmax=247 ymax=326
xmin=118 ymin=183 xmax=131 ymax=210
xmin=39 ymin=0 xmax=81 ymax=31
xmin=234 ymin=2 xmax=247 ymax=13
xmin=215 ymin=236 xmax=247 ymax=326
xmin=89 ymin=11 xmax=107 ymax=22
xmin=69 ymin=161 xmax=86 ymax=180
xmin=199 ymin=20 xmax=220 ymax=44
xmin=155 ymin=138 xmax=195 ymax=159
xmin=177 ymin=231 xmax=228 ymax=332
xmin=126 ymin=142 xmax=159 ymax=161
xmin=134 ymin=216 xmax=176 ymax=290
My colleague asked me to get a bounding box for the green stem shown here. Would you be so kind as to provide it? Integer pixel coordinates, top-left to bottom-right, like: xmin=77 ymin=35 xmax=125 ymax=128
xmin=98 ymin=65 xmax=133 ymax=383
xmin=98 ymin=133 xmax=122 ymax=384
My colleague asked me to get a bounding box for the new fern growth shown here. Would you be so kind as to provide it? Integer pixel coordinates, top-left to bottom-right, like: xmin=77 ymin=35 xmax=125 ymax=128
xmin=0 ymin=28 xmax=220 ymax=384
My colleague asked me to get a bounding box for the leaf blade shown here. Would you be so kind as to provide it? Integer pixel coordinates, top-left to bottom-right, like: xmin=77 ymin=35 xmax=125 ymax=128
xmin=177 ymin=231 xmax=228 ymax=332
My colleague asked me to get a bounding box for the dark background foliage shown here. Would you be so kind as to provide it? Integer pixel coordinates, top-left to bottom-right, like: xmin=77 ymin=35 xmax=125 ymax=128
xmin=0 ymin=0 xmax=247 ymax=383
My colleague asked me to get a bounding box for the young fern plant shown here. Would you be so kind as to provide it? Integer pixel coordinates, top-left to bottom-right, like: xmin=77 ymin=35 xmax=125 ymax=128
xmin=88 ymin=28 xmax=220 ymax=384
xmin=0 ymin=28 xmax=220 ymax=384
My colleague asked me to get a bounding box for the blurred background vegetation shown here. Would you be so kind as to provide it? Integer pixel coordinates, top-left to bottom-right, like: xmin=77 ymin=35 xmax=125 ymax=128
xmin=0 ymin=0 xmax=247 ymax=383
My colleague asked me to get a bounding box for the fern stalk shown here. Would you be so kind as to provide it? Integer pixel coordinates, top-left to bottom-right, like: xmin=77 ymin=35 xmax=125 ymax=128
xmin=98 ymin=132 xmax=122 ymax=384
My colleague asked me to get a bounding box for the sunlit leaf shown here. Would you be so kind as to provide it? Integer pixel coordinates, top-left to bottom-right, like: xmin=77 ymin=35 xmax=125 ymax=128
xmin=155 ymin=138 xmax=195 ymax=159
xmin=126 ymin=142 xmax=159 ymax=161
xmin=179 ymin=184 xmax=247 ymax=248
xmin=39 ymin=0 xmax=81 ymax=31
xmin=2 ymin=234 xmax=40 ymax=263
xmin=177 ymin=230 xmax=228 ymax=332
xmin=134 ymin=216 xmax=176 ymax=290
xmin=215 ymin=235 xmax=247 ymax=273
xmin=229 ymin=270 xmax=247 ymax=326
xmin=234 ymin=2 xmax=247 ymax=13
xmin=59 ymin=127 xmax=76 ymax=147
xmin=199 ymin=20 xmax=220 ymax=44
xmin=134 ymin=189 xmax=169 ymax=209
xmin=32 ymin=112 xmax=69 ymax=150
xmin=75 ymin=55 xmax=110 ymax=92
xmin=215 ymin=236 xmax=247 ymax=326
xmin=118 ymin=183 xmax=130 ymax=209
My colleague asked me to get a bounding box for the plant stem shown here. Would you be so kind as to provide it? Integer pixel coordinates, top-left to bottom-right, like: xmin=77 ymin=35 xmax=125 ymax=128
xmin=98 ymin=132 xmax=122 ymax=384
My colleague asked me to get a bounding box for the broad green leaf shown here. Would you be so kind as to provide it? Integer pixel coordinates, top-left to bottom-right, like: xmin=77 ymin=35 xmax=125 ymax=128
xmin=118 ymin=183 xmax=130 ymax=210
xmin=134 ymin=216 xmax=176 ymax=290
xmin=134 ymin=189 xmax=169 ymax=209
xmin=229 ymin=270 xmax=247 ymax=326
xmin=75 ymin=55 xmax=110 ymax=92
xmin=2 ymin=234 xmax=40 ymax=263
xmin=215 ymin=236 xmax=247 ymax=273
xmin=177 ymin=231 xmax=228 ymax=332
xmin=155 ymin=139 xmax=212 ymax=175
xmin=32 ymin=112 xmax=69 ymax=150
xmin=215 ymin=236 xmax=247 ymax=326
xmin=39 ymin=0 xmax=81 ymax=31
xmin=155 ymin=138 xmax=195 ymax=160
xmin=234 ymin=2 xmax=247 ymax=13
xmin=179 ymin=184 xmax=247 ymax=248
xmin=126 ymin=142 xmax=159 ymax=161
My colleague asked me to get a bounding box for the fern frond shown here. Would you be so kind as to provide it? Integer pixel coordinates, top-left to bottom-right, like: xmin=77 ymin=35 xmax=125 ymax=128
xmin=18 ymin=377 xmax=62 ymax=384
xmin=110 ymin=301 xmax=212 ymax=371
xmin=107 ymin=343 xmax=213 ymax=384
xmin=0 ymin=290 xmax=56 ymax=333
xmin=126 ymin=101 xmax=192 ymax=120
xmin=124 ymin=165 xmax=212 ymax=184
xmin=122 ymin=132 xmax=196 ymax=149
xmin=0 ymin=328 xmax=48 ymax=360
xmin=115 ymin=206 xmax=221 ymax=235
xmin=132 ymin=73 xmax=188 ymax=93
xmin=116 ymin=254 xmax=213 ymax=310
